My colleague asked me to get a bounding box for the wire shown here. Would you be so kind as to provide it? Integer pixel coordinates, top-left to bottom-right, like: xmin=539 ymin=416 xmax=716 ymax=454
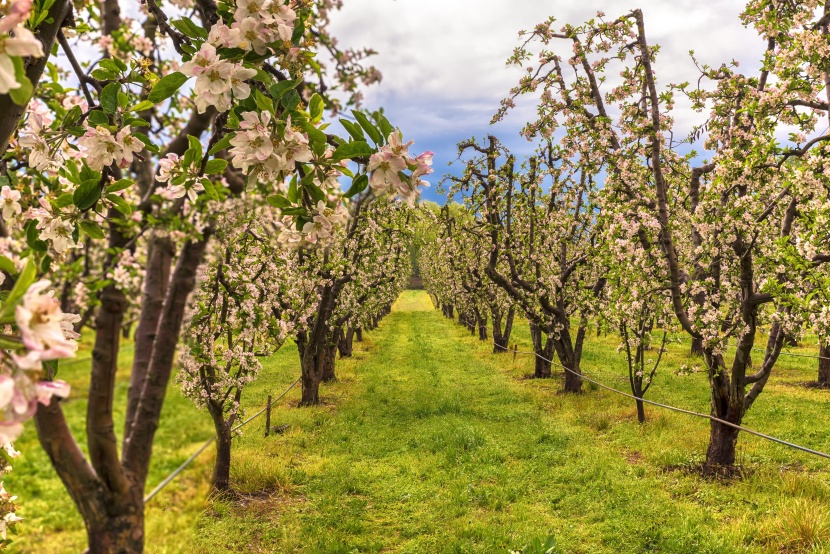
xmin=144 ymin=377 xmax=301 ymax=503
xmin=59 ymin=344 xmax=137 ymax=367
xmin=488 ymin=338 xmax=830 ymax=461
xmin=752 ymin=346 xmax=830 ymax=362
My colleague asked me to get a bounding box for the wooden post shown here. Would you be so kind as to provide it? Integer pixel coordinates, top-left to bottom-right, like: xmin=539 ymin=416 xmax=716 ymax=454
xmin=264 ymin=395 xmax=272 ymax=437
xmin=512 ymin=344 xmax=518 ymax=364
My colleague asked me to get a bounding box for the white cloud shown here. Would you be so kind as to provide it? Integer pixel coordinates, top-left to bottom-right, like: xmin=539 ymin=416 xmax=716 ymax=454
xmin=328 ymin=0 xmax=765 ymax=138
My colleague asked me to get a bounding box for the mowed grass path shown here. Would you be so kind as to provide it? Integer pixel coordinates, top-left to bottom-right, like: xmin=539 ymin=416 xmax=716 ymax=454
xmin=190 ymin=290 xmax=830 ymax=553
xmin=12 ymin=290 xmax=830 ymax=552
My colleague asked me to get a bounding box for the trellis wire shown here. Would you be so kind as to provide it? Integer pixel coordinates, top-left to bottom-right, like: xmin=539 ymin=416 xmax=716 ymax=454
xmin=144 ymin=377 xmax=301 ymax=503
xmin=489 ymin=337 xmax=830 ymax=461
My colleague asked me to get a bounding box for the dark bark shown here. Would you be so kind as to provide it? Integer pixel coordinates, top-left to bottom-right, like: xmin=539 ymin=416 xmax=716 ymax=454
xmin=0 ymin=0 xmax=73 ymax=156
xmin=321 ymin=335 xmax=337 ymax=382
xmin=209 ymin=414 xmax=232 ymax=492
xmin=529 ymin=323 xmax=553 ymax=379
xmin=635 ymin=399 xmax=646 ymax=424
xmin=355 ymin=327 xmax=363 ymax=342
xmin=492 ymin=306 xmax=515 ymax=353
xmin=125 ymin=236 xmax=173 ymax=434
xmin=690 ymin=336 xmax=704 ymax=357
xmin=819 ymin=344 xmax=830 ymax=386
xmin=338 ymin=327 xmax=354 ymax=358
xmin=123 ymin=235 xmax=212 ymax=485
xmin=705 ymin=418 xmax=741 ymax=468
xmin=475 ymin=308 xmax=487 ymax=341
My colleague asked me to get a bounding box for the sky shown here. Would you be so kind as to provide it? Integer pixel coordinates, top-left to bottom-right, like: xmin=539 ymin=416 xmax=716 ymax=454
xmin=326 ymin=0 xmax=765 ymax=203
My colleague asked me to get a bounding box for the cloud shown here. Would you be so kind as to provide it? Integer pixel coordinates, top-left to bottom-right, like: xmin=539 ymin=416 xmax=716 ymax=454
xmin=325 ymin=0 xmax=769 ymax=203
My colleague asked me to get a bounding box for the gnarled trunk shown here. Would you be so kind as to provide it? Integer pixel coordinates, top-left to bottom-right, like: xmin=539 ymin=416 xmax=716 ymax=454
xmin=690 ymin=336 xmax=704 ymax=357
xmin=704 ymin=353 xmax=744 ymax=468
xmin=338 ymin=327 xmax=355 ymax=358
xmin=209 ymin=415 xmax=232 ymax=493
xmin=355 ymin=327 xmax=363 ymax=342
xmin=819 ymin=344 xmax=830 ymax=386
xmin=530 ymin=323 xmax=553 ymax=379
xmin=492 ymin=306 xmax=514 ymax=354
xmin=321 ymin=336 xmax=337 ymax=382
xmin=475 ymin=308 xmax=487 ymax=341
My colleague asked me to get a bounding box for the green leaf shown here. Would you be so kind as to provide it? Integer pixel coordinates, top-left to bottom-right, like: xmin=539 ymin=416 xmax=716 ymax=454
xmin=303 ymin=181 xmax=326 ymax=204
xmin=1 ymin=257 xmax=37 ymax=319
xmin=269 ymin=79 xmax=299 ymax=101
xmin=372 ymin=111 xmax=394 ymax=138
xmin=100 ymin=82 xmax=120 ymax=114
xmin=0 ymin=256 xmax=17 ymax=276
xmin=79 ymin=220 xmax=105 ymax=239
xmin=254 ymin=89 xmax=275 ymax=114
xmin=63 ymin=105 xmax=83 ymax=129
xmin=300 ymin=121 xmax=327 ymax=146
xmin=208 ymin=133 xmax=234 ymax=155
xmin=130 ymin=100 xmax=154 ymax=113
xmin=9 ymin=57 xmax=33 ymax=106
xmin=106 ymin=193 xmax=133 ymax=216
xmin=280 ymin=90 xmax=301 ymax=111
xmin=73 ymin=178 xmax=102 ymax=210
xmin=91 ymin=68 xmax=119 ymax=81
xmin=352 ymin=111 xmax=382 ymax=145
xmin=183 ymin=135 xmax=203 ymax=168
xmin=330 ymin=141 xmax=374 ymax=163
xmin=287 ymin=175 xmax=299 ymax=202
xmin=132 ymin=131 xmax=159 ymax=153
xmin=87 ymin=110 xmax=109 ymax=126
xmin=344 ymin=174 xmax=369 ymax=198
xmin=25 ymin=219 xmax=47 ymax=252
xmin=200 ymin=177 xmax=218 ymax=201
xmin=266 ymin=194 xmax=291 ymax=208
xmin=106 ymin=178 xmax=133 ymax=193
xmin=98 ymin=58 xmax=124 ymax=75
xmin=54 ymin=193 xmax=75 ymax=208
xmin=171 ymin=18 xmax=207 ymax=39
xmin=340 ymin=119 xmax=365 ymax=142
xmin=148 ymin=72 xmax=189 ymax=104
xmin=204 ymin=159 xmax=228 ymax=175
xmin=309 ymin=93 xmax=324 ymax=124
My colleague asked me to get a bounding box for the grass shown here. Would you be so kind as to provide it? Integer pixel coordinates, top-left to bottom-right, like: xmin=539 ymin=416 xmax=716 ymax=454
xmin=9 ymin=290 xmax=830 ymax=552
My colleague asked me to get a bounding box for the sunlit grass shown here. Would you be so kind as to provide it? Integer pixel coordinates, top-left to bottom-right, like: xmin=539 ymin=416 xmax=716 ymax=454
xmin=9 ymin=290 xmax=830 ymax=553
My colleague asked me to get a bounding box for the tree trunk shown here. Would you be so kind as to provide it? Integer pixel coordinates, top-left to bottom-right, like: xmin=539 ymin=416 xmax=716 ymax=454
xmin=633 ymin=379 xmax=646 ymax=423
xmin=491 ymin=307 xmax=515 ymax=353
xmin=562 ymin=357 xmax=582 ymax=393
xmin=530 ymin=323 xmax=553 ymax=379
xmin=705 ymin=419 xmax=740 ymax=468
xmin=819 ymin=344 xmax=830 ymax=386
xmin=475 ymin=308 xmax=487 ymax=341
xmin=300 ymin=349 xmax=322 ymax=406
xmin=704 ymin=354 xmax=742 ymax=469
xmin=635 ymin=399 xmax=645 ymax=424
xmin=86 ymin=509 xmax=145 ymax=554
xmin=690 ymin=336 xmax=704 ymax=357
xmin=338 ymin=327 xmax=354 ymax=358
xmin=210 ymin=418 xmax=232 ymax=493
xmin=355 ymin=327 xmax=363 ymax=342
xmin=321 ymin=337 xmax=337 ymax=382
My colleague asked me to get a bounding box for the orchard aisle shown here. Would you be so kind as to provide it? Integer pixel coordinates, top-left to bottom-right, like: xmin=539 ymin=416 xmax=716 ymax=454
xmin=190 ymin=290 xmax=743 ymax=554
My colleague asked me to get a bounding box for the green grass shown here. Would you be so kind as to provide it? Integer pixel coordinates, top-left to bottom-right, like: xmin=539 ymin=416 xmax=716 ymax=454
xmin=9 ymin=290 xmax=830 ymax=553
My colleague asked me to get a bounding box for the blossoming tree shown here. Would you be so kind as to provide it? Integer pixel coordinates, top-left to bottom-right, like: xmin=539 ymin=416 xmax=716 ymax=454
xmin=0 ymin=0 xmax=429 ymax=549
xmin=499 ymin=1 xmax=830 ymax=468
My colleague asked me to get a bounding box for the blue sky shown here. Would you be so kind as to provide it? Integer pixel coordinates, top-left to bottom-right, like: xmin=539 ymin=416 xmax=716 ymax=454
xmin=326 ymin=0 xmax=763 ymax=203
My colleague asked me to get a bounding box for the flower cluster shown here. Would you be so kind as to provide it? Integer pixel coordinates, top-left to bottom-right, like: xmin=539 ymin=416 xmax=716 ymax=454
xmin=78 ymin=126 xmax=144 ymax=172
xmin=228 ymin=112 xmax=313 ymax=182
xmin=367 ymin=131 xmax=434 ymax=206
xmin=181 ymin=43 xmax=258 ymax=113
